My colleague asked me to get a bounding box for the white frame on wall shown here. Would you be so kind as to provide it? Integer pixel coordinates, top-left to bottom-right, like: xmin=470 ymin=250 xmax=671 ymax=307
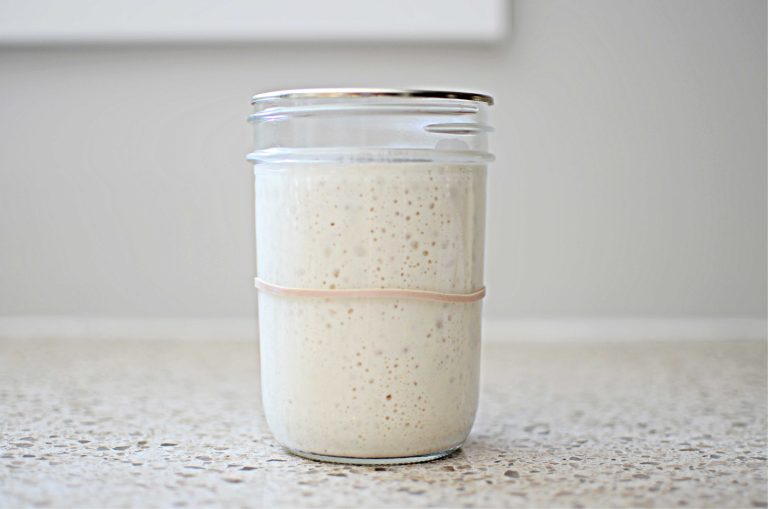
xmin=0 ymin=0 xmax=507 ymax=44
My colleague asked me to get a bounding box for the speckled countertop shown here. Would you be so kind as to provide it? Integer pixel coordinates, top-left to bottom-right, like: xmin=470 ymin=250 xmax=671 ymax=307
xmin=1 ymin=338 xmax=766 ymax=508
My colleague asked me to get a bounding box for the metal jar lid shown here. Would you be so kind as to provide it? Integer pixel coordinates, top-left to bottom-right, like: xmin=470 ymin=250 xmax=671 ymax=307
xmin=251 ymin=88 xmax=494 ymax=106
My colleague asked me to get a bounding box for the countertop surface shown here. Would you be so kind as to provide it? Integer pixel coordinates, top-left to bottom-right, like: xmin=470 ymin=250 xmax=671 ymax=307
xmin=1 ymin=338 xmax=766 ymax=508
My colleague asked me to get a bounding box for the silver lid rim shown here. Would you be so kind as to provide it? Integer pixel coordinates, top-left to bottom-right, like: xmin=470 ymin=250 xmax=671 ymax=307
xmin=251 ymin=88 xmax=494 ymax=106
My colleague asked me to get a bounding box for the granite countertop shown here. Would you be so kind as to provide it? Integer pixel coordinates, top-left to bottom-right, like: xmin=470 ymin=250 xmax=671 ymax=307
xmin=0 ymin=338 xmax=765 ymax=508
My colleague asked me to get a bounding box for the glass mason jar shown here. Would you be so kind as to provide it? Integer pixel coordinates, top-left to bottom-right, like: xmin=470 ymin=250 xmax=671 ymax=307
xmin=247 ymin=88 xmax=493 ymax=464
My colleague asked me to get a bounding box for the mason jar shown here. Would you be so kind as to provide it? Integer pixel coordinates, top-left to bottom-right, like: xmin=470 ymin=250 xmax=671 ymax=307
xmin=247 ymin=88 xmax=493 ymax=464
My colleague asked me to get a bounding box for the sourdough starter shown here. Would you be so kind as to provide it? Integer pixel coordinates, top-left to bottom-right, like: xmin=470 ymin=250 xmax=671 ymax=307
xmin=255 ymin=163 xmax=486 ymax=458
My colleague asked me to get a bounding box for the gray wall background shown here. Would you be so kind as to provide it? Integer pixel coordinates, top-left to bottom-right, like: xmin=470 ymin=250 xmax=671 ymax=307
xmin=0 ymin=0 xmax=765 ymax=336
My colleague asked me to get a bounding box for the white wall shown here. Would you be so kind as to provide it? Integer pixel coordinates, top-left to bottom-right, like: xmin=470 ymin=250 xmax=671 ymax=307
xmin=0 ymin=0 xmax=765 ymax=340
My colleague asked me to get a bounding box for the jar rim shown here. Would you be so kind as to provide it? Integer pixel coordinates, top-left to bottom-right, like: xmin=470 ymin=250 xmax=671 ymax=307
xmin=251 ymin=88 xmax=494 ymax=106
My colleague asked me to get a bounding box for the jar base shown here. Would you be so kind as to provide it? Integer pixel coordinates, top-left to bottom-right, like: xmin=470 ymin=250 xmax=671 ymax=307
xmin=284 ymin=443 xmax=463 ymax=465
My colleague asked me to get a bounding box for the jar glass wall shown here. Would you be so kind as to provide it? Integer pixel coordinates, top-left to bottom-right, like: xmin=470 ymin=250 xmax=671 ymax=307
xmin=248 ymin=89 xmax=493 ymax=464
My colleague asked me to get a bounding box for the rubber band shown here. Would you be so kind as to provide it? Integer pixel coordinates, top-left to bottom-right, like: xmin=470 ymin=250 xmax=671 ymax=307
xmin=254 ymin=277 xmax=485 ymax=303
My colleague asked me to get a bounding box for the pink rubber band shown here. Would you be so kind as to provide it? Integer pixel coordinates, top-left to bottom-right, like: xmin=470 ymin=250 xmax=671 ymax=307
xmin=254 ymin=278 xmax=485 ymax=303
